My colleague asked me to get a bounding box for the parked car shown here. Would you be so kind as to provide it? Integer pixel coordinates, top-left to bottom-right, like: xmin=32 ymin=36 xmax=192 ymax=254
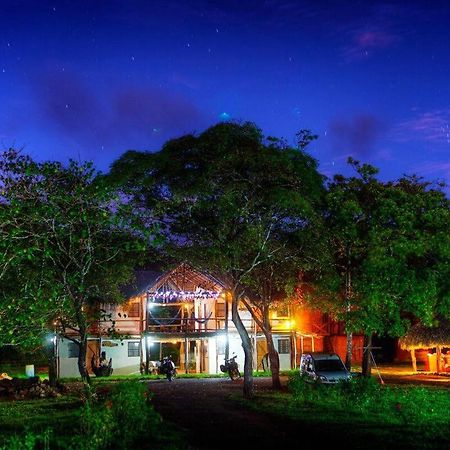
xmin=300 ymin=352 xmax=351 ymax=384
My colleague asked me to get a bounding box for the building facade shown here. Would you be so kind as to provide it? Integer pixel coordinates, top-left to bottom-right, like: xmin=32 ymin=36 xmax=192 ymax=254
xmin=57 ymin=263 xmax=362 ymax=378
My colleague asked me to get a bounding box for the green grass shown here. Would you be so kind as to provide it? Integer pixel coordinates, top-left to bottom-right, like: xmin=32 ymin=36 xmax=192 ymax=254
xmin=0 ymin=396 xmax=82 ymax=448
xmin=0 ymin=383 xmax=186 ymax=449
xmin=237 ymin=374 xmax=450 ymax=450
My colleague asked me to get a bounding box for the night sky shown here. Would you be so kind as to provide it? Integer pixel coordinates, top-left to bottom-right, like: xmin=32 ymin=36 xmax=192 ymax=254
xmin=1 ymin=1 xmax=450 ymax=189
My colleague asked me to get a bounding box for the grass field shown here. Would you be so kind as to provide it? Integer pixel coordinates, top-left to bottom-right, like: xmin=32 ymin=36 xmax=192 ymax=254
xmin=1 ymin=372 xmax=448 ymax=449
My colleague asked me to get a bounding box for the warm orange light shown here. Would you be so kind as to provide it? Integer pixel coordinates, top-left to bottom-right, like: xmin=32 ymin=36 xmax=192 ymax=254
xmin=284 ymin=319 xmax=295 ymax=330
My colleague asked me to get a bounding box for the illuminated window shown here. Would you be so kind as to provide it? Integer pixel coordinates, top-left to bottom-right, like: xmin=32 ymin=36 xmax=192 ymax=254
xmin=278 ymin=338 xmax=290 ymax=354
xmin=127 ymin=302 xmax=140 ymax=318
xmin=68 ymin=342 xmax=79 ymax=358
xmin=216 ymin=302 xmax=225 ymax=318
xmin=277 ymin=305 xmax=289 ymax=317
xmin=128 ymin=341 xmax=140 ymax=357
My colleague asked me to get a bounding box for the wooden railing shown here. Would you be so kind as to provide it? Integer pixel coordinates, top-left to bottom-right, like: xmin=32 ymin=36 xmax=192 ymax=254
xmin=147 ymin=317 xmax=255 ymax=333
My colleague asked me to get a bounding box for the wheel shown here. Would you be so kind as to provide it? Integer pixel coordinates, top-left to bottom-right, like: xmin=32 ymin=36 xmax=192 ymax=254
xmin=229 ymin=368 xmax=240 ymax=380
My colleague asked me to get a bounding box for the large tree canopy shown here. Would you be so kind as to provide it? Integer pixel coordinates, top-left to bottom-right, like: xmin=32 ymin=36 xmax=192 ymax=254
xmin=109 ymin=122 xmax=326 ymax=397
xmin=309 ymin=159 xmax=450 ymax=375
xmin=0 ymin=150 xmax=150 ymax=382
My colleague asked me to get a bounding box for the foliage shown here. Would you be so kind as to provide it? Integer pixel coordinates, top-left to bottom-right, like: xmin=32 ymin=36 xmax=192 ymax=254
xmin=0 ymin=149 xmax=151 ymax=380
xmin=78 ymin=382 xmax=161 ymax=450
xmin=0 ymin=428 xmax=52 ymax=450
xmin=306 ymin=159 xmax=450 ymax=351
xmin=108 ymin=121 xmax=326 ymax=397
xmin=0 ymin=382 xmax=178 ymax=450
xmin=284 ymin=372 xmax=450 ymax=446
xmin=288 ymin=372 xmax=449 ymax=428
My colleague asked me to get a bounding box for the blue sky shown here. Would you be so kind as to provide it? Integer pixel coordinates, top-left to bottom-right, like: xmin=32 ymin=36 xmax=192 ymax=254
xmin=1 ymin=0 xmax=449 ymax=189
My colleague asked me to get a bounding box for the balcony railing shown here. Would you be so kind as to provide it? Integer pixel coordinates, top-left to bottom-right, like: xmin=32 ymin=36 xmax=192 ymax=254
xmin=146 ymin=317 xmax=255 ymax=333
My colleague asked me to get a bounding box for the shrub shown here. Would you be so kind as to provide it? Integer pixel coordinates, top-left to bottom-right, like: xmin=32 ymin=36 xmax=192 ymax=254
xmin=0 ymin=429 xmax=52 ymax=450
xmin=287 ymin=372 xmax=450 ymax=441
xmin=77 ymin=381 xmax=161 ymax=450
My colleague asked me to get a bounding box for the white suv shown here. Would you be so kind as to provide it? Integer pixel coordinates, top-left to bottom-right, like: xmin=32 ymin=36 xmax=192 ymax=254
xmin=300 ymin=352 xmax=351 ymax=384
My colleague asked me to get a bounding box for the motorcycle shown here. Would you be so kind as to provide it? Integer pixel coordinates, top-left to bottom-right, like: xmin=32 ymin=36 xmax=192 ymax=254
xmin=159 ymin=356 xmax=177 ymax=381
xmin=220 ymin=354 xmax=241 ymax=380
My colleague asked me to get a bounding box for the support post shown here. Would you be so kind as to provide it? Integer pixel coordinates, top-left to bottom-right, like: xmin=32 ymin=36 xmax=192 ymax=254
xmin=145 ymin=334 xmax=150 ymax=375
xmin=225 ymin=293 xmax=230 ymax=361
xmin=184 ymin=336 xmax=189 ymax=374
xmin=410 ymin=349 xmax=417 ymax=373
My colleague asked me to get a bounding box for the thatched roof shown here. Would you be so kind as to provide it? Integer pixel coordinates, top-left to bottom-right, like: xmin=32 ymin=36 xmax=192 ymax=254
xmin=399 ymin=318 xmax=450 ymax=350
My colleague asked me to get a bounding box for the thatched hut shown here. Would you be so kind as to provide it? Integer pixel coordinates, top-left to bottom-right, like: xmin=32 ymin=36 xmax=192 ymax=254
xmin=399 ymin=319 xmax=450 ymax=373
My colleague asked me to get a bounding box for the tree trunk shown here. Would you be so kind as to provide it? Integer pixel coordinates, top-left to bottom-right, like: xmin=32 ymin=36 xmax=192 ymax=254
xmin=410 ymin=349 xmax=417 ymax=373
xmin=262 ymin=313 xmax=281 ymax=390
xmin=344 ymin=267 xmax=352 ymax=370
xmin=362 ymin=333 xmax=372 ymax=377
xmin=265 ymin=333 xmax=281 ymax=390
xmin=77 ymin=336 xmax=90 ymax=384
xmin=47 ymin=337 xmax=58 ymax=387
xmin=436 ymin=346 xmax=442 ymax=374
xmin=231 ymin=294 xmax=253 ymax=399
xmin=345 ymin=331 xmax=353 ymax=370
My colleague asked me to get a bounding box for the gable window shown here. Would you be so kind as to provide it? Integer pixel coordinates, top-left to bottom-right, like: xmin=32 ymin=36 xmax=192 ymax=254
xmin=68 ymin=342 xmax=80 ymax=358
xmin=127 ymin=302 xmax=140 ymax=318
xmin=216 ymin=302 xmax=225 ymax=318
xmin=277 ymin=338 xmax=290 ymax=354
xmin=128 ymin=341 xmax=140 ymax=357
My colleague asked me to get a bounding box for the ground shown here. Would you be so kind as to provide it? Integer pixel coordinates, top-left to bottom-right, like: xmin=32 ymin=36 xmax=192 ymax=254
xmin=147 ymin=370 xmax=450 ymax=450
xmin=148 ymin=377 xmax=299 ymax=450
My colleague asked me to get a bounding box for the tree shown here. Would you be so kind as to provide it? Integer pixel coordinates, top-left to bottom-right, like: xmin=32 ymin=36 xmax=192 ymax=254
xmin=313 ymin=158 xmax=450 ymax=376
xmin=108 ymin=122 xmax=325 ymax=397
xmin=0 ymin=150 xmax=149 ymax=382
xmin=240 ymin=254 xmax=299 ymax=390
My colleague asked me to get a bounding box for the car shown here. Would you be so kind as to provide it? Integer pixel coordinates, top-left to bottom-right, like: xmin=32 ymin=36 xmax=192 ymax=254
xmin=300 ymin=352 xmax=352 ymax=384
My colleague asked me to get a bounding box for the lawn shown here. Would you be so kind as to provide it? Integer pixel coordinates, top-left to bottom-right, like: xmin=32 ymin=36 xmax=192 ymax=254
xmin=0 ymin=382 xmax=185 ymax=450
xmin=239 ymin=374 xmax=450 ymax=450
xmin=1 ymin=373 xmax=448 ymax=449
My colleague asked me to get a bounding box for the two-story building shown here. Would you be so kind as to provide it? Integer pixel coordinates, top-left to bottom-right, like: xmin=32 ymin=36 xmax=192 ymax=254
xmin=57 ymin=263 xmax=362 ymax=378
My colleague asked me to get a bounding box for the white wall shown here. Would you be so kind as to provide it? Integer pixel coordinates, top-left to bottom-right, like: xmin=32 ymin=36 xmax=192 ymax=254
xmin=100 ymin=338 xmax=142 ymax=375
xmin=58 ymin=338 xmax=80 ymax=378
xmin=58 ymin=337 xmax=143 ymax=378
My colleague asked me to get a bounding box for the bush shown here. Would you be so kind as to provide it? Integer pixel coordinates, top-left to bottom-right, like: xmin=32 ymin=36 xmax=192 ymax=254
xmin=287 ymin=372 xmax=450 ymax=441
xmin=77 ymin=381 xmax=161 ymax=450
xmin=0 ymin=429 xmax=52 ymax=450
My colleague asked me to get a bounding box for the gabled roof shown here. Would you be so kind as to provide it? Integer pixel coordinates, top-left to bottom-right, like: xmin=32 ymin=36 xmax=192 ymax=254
xmin=122 ymin=263 xmax=224 ymax=299
xmin=149 ymin=262 xmax=224 ymax=294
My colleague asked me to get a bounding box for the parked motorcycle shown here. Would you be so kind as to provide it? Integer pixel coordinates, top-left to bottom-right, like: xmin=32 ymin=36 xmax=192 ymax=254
xmin=159 ymin=356 xmax=176 ymax=381
xmin=220 ymin=354 xmax=241 ymax=380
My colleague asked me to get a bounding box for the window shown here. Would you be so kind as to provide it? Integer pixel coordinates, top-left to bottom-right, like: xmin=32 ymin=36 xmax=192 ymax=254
xmin=127 ymin=302 xmax=140 ymax=318
xmin=277 ymin=338 xmax=290 ymax=354
xmin=217 ymin=338 xmax=225 ymax=354
xmin=128 ymin=341 xmax=140 ymax=357
xmin=277 ymin=304 xmax=289 ymax=317
xmin=216 ymin=302 xmax=225 ymax=318
xmin=68 ymin=342 xmax=79 ymax=358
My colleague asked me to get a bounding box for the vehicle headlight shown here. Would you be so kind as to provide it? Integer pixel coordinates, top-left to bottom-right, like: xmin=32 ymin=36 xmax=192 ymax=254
xmin=319 ymin=375 xmax=328 ymax=381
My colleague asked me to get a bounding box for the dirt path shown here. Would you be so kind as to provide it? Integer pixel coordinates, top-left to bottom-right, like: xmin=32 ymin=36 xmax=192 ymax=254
xmin=148 ymin=377 xmax=300 ymax=450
